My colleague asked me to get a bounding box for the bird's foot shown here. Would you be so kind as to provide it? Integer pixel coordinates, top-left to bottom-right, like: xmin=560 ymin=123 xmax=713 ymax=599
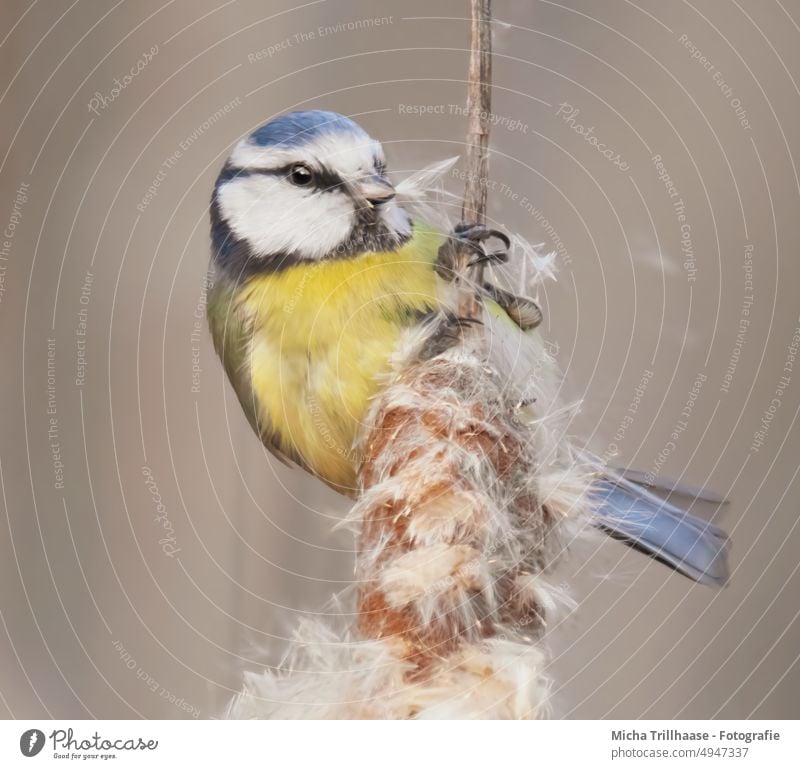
xmin=436 ymin=222 xmax=512 ymax=280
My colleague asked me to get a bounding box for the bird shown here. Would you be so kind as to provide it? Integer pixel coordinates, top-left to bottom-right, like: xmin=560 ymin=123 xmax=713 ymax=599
xmin=207 ymin=109 xmax=729 ymax=587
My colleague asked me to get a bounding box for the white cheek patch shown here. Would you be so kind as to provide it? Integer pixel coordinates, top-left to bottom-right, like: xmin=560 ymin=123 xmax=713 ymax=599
xmin=218 ymin=175 xmax=354 ymax=261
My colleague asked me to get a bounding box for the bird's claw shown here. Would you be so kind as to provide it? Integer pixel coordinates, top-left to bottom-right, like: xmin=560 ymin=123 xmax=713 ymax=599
xmin=454 ymin=223 xmax=511 ymax=266
xmin=436 ymin=222 xmax=512 ymax=279
xmin=453 ymin=223 xmax=511 ymax=250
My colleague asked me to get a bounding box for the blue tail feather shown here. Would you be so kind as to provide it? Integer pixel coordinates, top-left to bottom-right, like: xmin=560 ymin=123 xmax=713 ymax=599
xmin=591 ymin=471 xmax=730 ymax=587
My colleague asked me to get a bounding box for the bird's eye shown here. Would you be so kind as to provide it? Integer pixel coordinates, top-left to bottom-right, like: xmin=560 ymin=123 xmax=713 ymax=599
xmin=289 ymin=164 xmax=314 ymax=186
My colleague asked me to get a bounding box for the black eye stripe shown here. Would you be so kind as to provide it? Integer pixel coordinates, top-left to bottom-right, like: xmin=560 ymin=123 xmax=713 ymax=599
xmin=219 ymin=162 xmax=345 ymax=192
xmin=220 ymin=159 xmax=394 ymax=194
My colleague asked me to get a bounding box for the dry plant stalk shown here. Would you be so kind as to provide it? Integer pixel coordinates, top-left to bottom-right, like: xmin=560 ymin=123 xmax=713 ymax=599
xmin=462 ymin=0 xmax=493 ymax=230
xmin=455 ymin=0 xmax=493 ymax=324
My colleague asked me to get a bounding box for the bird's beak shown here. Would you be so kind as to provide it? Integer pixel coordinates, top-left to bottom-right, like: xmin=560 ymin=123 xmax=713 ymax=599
xmin=355 ymin=175 xmax=396 ymax=207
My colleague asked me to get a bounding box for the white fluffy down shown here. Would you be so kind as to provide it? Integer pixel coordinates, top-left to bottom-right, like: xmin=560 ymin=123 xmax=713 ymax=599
xmin=226 ymin=623 xmax=551 ymax=720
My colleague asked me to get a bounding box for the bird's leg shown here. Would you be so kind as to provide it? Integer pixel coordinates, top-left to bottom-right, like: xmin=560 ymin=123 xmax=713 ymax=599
xmin=437 ymin=223 xmax=544 ymax=332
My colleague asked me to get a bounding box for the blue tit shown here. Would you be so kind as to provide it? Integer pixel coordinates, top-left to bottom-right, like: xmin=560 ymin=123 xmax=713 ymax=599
xmin=207 ymin=109 xmax=728 ymax=587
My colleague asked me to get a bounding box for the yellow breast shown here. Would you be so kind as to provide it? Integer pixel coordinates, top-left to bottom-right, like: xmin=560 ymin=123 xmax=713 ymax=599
xmin=240 ymin=226 xmax=443 ymax=493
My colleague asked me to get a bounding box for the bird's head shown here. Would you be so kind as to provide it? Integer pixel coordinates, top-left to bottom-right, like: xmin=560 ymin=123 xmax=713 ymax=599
xmin=210 ymin=110 xmax=412 ymax=275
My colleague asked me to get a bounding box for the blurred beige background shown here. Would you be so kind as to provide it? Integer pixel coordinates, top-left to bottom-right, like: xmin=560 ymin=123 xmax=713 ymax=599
xmin=1 ymin=0 xmax=799 ymax=719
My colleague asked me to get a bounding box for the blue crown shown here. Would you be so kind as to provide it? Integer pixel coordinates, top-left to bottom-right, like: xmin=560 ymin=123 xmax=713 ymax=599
xmin=249 ymin=110 xmax=368 ymax=148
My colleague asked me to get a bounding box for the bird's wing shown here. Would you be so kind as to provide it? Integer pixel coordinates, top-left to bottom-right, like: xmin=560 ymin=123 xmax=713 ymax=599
xmin=206 ymin=271 xmax=307 ymax=471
